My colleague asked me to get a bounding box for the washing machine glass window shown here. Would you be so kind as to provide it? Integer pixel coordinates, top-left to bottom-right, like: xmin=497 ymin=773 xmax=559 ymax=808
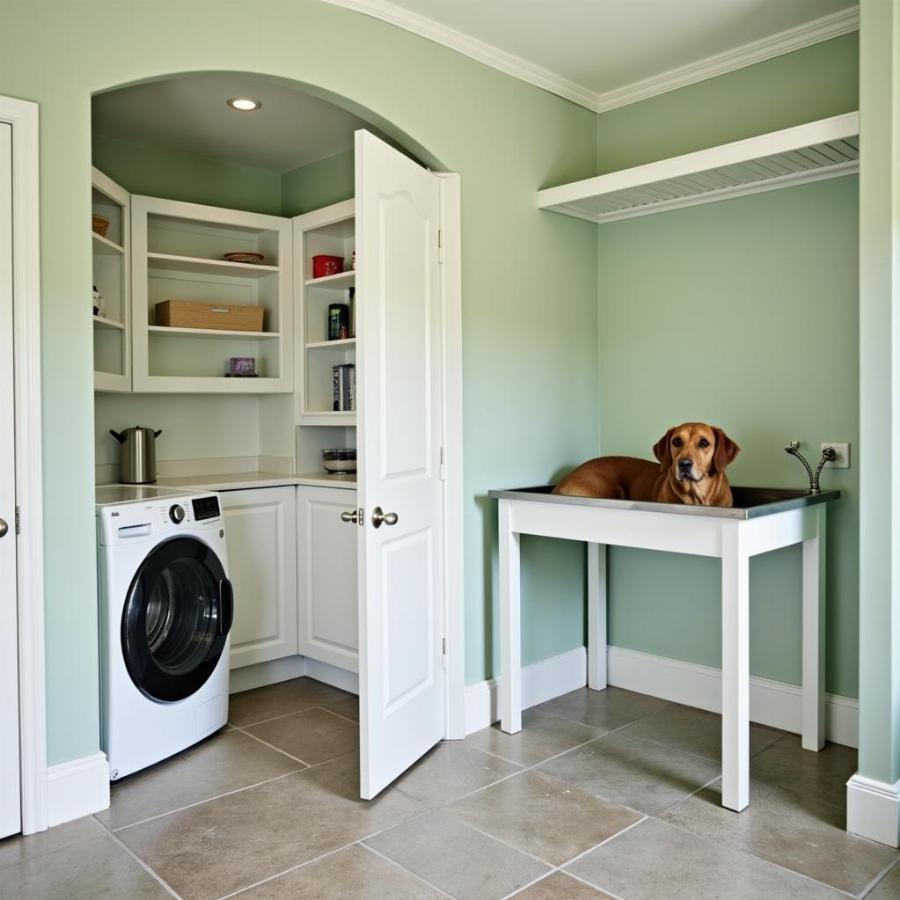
xmin=122 ymin=536 xmax=234 ymax=702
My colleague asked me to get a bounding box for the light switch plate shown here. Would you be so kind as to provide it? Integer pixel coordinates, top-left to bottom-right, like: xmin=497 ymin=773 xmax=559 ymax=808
xmin=821 ymin=442 xmax=850 ymax=468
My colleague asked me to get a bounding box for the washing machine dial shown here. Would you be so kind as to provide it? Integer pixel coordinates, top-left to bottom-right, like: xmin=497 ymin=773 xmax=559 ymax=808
xmin=169 ymin=504 xmax=185 ymax=524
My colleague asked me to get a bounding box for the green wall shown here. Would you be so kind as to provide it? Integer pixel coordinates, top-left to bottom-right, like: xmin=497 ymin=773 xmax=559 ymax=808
xmin=92 ymin=134 xmax=282 ymax=215
xmin=282 ymin=149 xmax=354 ymax=215
xmin=2 ymin=0 xmax=597 ymax=765
xmin=594 ymin=36 xmax=860 ymax=699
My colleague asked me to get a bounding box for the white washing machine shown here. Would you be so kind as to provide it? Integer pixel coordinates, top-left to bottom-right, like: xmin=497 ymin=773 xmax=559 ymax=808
xmin=96 ymin=485 xmax=233 ymax=780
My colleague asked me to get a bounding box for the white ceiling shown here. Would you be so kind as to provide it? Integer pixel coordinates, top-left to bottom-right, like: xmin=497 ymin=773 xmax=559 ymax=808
xmin=325 ymin=0 xmax=858 ymax=110
xmin=92 ymin=74 xmax=373 ymax=173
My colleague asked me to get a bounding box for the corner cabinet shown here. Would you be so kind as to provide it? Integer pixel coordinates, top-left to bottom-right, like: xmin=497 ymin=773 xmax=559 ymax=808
xmin=130 ymin=196 xmax=293 ymax=393
xmin=221 ymin=487 xmax=299 ymax=669
xmin=92 ymin=168 xmax=131 ymax=392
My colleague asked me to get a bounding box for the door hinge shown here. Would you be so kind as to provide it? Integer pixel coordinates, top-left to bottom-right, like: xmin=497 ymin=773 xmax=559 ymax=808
xmin=438 ymin=228 xmax=444 ymax=265
xmin=439 ymin=446 xmax=446 ymax=482
xmin=442 ymin=637 xmax=448 ymax=670
xmin=15 ymin=506 xmax=20 ymax=535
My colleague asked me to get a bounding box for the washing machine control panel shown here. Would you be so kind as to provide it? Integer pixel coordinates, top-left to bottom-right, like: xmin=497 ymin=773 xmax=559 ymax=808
xmin=96 ymin=493 xmax=224 ymax=545
xmin=169 ymin=504 xmax=185 ymax=524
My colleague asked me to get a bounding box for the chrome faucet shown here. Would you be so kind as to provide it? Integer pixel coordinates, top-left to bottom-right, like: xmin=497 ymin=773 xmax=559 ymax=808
xmin=785 ymin=441 xmax=837 ymax=495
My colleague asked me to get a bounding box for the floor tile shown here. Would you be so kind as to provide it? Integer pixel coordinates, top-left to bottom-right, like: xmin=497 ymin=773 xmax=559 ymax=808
xmin=868 ymin=859 xmax=900 ymax=899
xmin=750 ymin=735 xmax=858 ymax=809
xmin=534 ymin=686 xmax=667 ymax=731
xmin=465 ymin=710 xmax=602 ymax=766
xmin=566 ymin=817 xmax=846 ymax=900
xmin=0 ymin=834 xmax=171 ymax=899
xmin=97 ymin=729 xmax=303 ymax=830
xmin=243 ymin=706 xmax=359 ymax=765
xmin=394 ymin=741 xmax=522 ymax=807
xmin=618 ymin=701 xmax=784 ymax=761
xmin=662 ymin=777 xmax=898 ymax=895
xmin=448 ymin=770 xmax=641 ymax=865
xmin=323 ymin=696 xmax=360 ymax=723
xmin=366 ymin=809 xmax=550 ymax=900
xmin=0 ymin=815 xmax=105 ymax=870
xmin=538 ymin=731 xmax=720 ymax=815
xmin=236 ymin=843 xmax=442 ymax=898
xmin=513 ymin=872 xmax=614 ymax=899
xmin=228 ymin=677 xmax=353 ymax=727
xmin=117 ymin=756 xmax=426 ymax=900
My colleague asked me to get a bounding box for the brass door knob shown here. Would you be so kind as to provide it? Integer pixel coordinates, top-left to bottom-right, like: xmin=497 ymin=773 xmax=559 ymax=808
xmin=371 ymin=506 xmax=398 ymax=528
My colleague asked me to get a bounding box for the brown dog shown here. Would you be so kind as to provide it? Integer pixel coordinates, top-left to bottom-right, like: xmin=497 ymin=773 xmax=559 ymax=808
xmin=553 ymin=423 xmax=740 ymax=507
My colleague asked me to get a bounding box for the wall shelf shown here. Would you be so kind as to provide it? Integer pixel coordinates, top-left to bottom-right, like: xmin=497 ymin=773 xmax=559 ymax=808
xmin=93 ymin=315 xmax=125 ymax=330
xmin=537 ymin=112 xmax=860 ymax=224
xmin=148 ymin=252 xmax=279 ymax=279
xmin=148 ymin=325 xmax=281 ymax=340
xmin=305 ymin=270 xmax=355 ymax=289
xmin=306 ymin=338 xmax=355 ymax=350
xmin=298 ymin=411 xmax=357 ymax=427
xmin=92 ymin=232 xmax=124 ymax=255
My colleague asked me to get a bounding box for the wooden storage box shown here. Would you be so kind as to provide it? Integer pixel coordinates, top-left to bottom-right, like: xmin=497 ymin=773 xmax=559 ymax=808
xmin=156 ymin=299 xmax=265 ymax=332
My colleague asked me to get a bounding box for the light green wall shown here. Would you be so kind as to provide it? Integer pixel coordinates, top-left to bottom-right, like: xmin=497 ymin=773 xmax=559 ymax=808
xmin=2 ymin=0 xmax=597 ymax=765
xmin=92 ymin=134 xmax=282 ymax=215
xmin=594 ymin=37 xmax=860 ymax=699
xmin=857 ymin=0 xmax=900 ymax=785
xmin=282 ymin=149 xmax=354 ymax=215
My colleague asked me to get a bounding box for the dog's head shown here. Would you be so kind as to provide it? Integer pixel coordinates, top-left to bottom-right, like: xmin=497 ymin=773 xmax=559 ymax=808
xmin=652 ymin=423 xmax=740 ymax=485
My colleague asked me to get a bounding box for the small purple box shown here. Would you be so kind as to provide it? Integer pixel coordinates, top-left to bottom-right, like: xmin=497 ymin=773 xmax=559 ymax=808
xmin=228 ymin=357 xmax=256 ymax=375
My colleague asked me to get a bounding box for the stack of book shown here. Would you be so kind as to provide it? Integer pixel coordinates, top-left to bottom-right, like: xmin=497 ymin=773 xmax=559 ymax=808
xmin=332 ymin=363 xmax=356 ymax=411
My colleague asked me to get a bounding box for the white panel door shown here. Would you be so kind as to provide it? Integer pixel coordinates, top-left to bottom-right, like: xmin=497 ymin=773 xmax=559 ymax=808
xmin=221 ymin=487 xmax=298 ymax=669
xmin=297 ymin=485 xmax=359 ymax=672
xmin=0 ymin=123 xmax=20 ymax=838
xmin=355 ymin=130 xmax=445 ymax=799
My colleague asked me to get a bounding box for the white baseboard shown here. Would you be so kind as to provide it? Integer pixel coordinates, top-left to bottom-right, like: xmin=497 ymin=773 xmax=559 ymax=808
xmin=304 ymin=658 xmax=359 ymax=695
xmin=463 ymin=644 xmax=858 ymax=748
xmin=465 ymin=647 xmax=587 ymax=734
xmin=229 ymin=654 xmax=359 ymax=696
xmin=46 ymin=752 xmax=110 ymax=827
xmin=606 ymin=646 xmax=858 ymax=748
xmin=847 ymin=774 xmax=900 ymax=847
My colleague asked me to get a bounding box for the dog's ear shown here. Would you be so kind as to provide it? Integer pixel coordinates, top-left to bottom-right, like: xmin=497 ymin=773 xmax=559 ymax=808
xmin=653 ymin=428 xmax=674 ymax=468
xmin=712 ymin=427 xmax=740 ymax=474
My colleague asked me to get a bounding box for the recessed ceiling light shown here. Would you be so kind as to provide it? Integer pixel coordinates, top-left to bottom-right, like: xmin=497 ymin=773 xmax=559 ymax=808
xmin=227 ymin=97 xmax=262 ymax=112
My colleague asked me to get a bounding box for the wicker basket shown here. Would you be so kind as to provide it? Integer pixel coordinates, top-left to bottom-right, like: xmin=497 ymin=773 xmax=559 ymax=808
xmin=155 ymin=299 xmax=265 ymax=332
xmin=92 ymin=214 xmax=110 ymax=238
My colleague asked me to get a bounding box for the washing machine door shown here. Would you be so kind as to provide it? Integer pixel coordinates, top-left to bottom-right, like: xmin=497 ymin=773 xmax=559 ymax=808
xmin=121 ymin=536 xmax=233 ymax=702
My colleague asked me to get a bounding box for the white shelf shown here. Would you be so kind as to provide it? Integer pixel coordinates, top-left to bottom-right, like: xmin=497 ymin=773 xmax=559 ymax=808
xmin=299 ymin=411 xmax=357 ymax=427
xmin=93 ymin=315 xmax=125 ymax=330
xmin=148 ymin=252 xmax=279 ymax=279
xmin=305 ymin=270 xmax=355 ymax=289
xmin=148 ymin=325 xmax=281 ymax=341
xmin=306 ymin=338 xmax=355 ymax=350
xmin=537 ymin=112 xmax=860 ymax=224
xmin=92 ymin=232 xmax=124 ymax=255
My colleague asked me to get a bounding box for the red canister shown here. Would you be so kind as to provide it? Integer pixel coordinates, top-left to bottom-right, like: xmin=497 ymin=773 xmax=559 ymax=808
xmin=312 ymin=255 xmax=344 ymax=278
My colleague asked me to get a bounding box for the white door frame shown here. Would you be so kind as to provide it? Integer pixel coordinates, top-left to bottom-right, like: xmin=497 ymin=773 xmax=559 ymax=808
xmin=438 ymin=173 xmax=465 ymax=740
xmin=0 ymin=95 xmax=47 ymax=835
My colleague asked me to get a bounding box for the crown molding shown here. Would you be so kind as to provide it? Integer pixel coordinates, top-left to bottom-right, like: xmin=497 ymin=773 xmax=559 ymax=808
xmin=318 ymin=0 xmax=599 ymax=110
xmin=320 ymin=1 xmax=859 ymax=114
xmin=593 ymin=6 xmax=860 ymax=113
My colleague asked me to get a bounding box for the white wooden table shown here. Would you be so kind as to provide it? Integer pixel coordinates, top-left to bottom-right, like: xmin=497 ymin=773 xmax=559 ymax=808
xmin=489 ymin=486 xmax=839 ymax=812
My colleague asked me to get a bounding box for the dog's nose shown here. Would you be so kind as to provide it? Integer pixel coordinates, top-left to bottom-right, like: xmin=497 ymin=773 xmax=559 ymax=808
xmin=678 ymin=458 xmax=693 ymax=472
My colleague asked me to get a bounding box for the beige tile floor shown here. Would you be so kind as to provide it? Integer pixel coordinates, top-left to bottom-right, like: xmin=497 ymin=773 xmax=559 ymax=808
xmin=1 ymin=678 xmax=897 ymax=900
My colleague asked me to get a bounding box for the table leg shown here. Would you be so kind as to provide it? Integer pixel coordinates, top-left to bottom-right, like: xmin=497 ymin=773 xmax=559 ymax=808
xmin=499 ymin=500 xmax=522 ymax=734
xmin=802 ymin=506 xmax=826 ymax=751
xmin=587 ymin=543 xmax=607 ymax=690
xmin=721 ymin=522 xmax=750 ymax=812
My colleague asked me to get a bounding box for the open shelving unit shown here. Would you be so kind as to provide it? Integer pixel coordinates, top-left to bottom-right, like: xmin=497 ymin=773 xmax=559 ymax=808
xmin=92 ymin=167 xmax=131 ymax=392
xmin=537 ymin=112 xmax=859 ymax=224
xmin=131 ymin=195 xmax=293 ymax=393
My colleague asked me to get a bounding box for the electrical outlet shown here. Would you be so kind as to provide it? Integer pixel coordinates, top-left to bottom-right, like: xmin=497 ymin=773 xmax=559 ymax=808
xmin=821 ymin=442 xmax=850 ymax=468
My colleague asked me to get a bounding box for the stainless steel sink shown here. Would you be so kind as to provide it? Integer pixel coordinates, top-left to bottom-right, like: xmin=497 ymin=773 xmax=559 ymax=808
xmin=487 ymin=485 xmax=840 ymax=520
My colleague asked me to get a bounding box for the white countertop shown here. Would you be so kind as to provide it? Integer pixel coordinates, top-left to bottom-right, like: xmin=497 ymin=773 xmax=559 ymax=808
xmin=153 ymin=471 xmax=357 ymax=492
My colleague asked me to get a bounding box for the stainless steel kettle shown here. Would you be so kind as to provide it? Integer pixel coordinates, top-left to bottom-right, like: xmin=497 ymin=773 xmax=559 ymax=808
xmin=110 ymin=427 xmax=162 ymax=484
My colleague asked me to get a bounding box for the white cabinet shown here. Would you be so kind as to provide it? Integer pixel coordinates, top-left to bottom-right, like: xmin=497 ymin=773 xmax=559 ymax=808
xmin=130 ymin=195 xmax=293 ymax=393
xmin=297 ymin=484 xmax=359 ymax=672
xmin=221 ymin=487 xmax=298 ymax=669
xmin=92 ymin=167 xmax=131 ymax=392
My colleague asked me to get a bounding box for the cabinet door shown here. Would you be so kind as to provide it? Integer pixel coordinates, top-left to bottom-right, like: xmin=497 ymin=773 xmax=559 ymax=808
xmin=221 ymin=487 xmax=298 ymax=669
xmin=297 ymin=486 xmax=358 ymax=672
